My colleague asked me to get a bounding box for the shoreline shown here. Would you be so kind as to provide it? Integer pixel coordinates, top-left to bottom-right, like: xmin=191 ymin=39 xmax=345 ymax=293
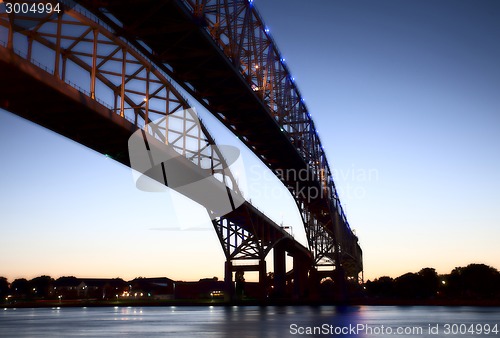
xmin=3 ymin=298 xmax=500 ymax=308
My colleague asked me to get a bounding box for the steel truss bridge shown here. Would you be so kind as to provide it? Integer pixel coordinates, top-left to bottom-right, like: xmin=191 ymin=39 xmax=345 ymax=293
xmin=0 ymin=0 xmax=362 ymax=301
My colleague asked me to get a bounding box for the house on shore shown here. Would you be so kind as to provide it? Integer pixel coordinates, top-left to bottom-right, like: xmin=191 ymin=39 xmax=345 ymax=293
xmin=53 ymin=277 xmax=127 ymax=300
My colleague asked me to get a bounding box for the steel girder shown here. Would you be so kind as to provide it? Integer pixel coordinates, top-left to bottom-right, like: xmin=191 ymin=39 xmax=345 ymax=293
xmin=213 ymin=204 xmax=276 ymax=261
xmin=178 ymin=0 xmax=362 ymax=276
xmin=214 ymin=201 xmax=310 ymax=261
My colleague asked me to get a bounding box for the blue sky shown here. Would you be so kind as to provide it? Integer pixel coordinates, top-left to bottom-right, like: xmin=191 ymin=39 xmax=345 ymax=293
xmin=1 ymin=0 xmax=500 ymax=282
xmin=254 ymin=0 xmax=500 ymax=278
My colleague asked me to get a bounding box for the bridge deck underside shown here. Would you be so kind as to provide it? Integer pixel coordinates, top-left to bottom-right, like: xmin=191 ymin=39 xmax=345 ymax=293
xmin=0 ymin=49 xmax=134 ymax=166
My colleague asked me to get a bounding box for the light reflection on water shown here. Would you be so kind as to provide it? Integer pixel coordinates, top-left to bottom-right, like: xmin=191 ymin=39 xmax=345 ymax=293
xmin=0 ymin=306 xmax=499 ymax=337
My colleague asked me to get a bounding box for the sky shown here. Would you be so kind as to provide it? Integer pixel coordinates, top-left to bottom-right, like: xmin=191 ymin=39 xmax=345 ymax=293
xmin=1 ymin=0 xmax=500 ymax=282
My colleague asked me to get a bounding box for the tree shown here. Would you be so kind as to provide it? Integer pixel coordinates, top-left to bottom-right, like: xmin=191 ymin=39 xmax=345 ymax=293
xmin=30 ymin=275 xmax=54 ymax=299
xmin=448 ymin=264 xmax=500 ymax=299
xmin=365 ymin=276 xmax=395 ymax=298
xmin=395 ymin=273 xmax=422 ymax=299
xmin=319 ymin=277 xmax=335 ymax=299
xmin=235 ymin=271 xmax=245 ymax=299
xmin=11 ymin=278 xmax=30 ymax=298
xmin=265 ymin=272 xmax=275 ymax=296
xmin=418 ymin=268 xmax=439 ymax=298
xmin=0 ymin=277 xmax=9 ymax=299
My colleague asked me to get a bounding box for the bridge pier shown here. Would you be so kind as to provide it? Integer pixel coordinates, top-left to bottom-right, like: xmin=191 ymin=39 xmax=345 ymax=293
xmin=306 ymin=266 xmax=348 ymax=303
xmin=224 ymin=260 xmax=234 ymax=302
xmin=333 ymin=266 xmax=347 ymax=303
xmin=258 ymin=259 xmax=267 ymax=301
xmin=308 ymin=267 xmax=320 ymax=301
xmin=224 ymin=259 xmax=268 ymax=302
xmin=293 ymin=255 xmax=309 ymax=299
xmin=273 ymin=243 xmax=287 ymax=298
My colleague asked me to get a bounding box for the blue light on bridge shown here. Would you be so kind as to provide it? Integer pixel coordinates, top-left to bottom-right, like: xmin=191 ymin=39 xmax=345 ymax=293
xmin=265 ymin=27 xmax=270 ymax=33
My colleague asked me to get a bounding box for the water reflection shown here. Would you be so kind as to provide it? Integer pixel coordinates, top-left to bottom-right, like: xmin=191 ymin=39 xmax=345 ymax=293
xmin=0 ymin=306 xmax=499 ymax=337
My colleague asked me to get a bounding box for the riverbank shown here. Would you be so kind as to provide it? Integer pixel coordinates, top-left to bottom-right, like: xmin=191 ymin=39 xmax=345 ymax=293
xmin=3 ymin=297 xmax=500 ymax=308
xmin=352 ymin=298 xmax=500 ymax=307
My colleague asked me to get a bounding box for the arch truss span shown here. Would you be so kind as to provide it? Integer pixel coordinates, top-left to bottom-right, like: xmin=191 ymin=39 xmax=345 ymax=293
xmin=72 ymin=0 xmax=363 ymax=279
xmin=0 ymin=2 xmax=308 ymax=285
xmin=180 ymin=0 xmax=363 ymax=277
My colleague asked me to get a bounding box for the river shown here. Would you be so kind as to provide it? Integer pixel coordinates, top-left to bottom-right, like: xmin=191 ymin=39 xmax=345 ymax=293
xmin=1 ymin=306 xmax=499 ymax=337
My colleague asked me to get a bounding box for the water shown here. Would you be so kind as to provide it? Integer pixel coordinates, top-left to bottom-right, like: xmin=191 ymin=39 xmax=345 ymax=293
xmin=1 ymin=306 xmax=499 ymax=337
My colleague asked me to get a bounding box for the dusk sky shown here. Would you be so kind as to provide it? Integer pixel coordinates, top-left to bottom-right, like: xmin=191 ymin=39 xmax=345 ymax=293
xmin=1 ymin=0 xmax=500 ymax=282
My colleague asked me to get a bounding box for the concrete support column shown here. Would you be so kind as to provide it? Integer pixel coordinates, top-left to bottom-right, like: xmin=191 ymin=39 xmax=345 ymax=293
xmin=333 ymin=266 xmax=347 ymax=302
xmin=293 ymin=255 xmax=309 ymax=299
xmin=308 ymin=266 xmax=320 ymax=301
xmin=273 ymin=244 xmax=286 ymax=298
xmin=224 ymin=260 xmax=234 ymax=302
xmin=258 ymin=259 xmax=267 ymax=300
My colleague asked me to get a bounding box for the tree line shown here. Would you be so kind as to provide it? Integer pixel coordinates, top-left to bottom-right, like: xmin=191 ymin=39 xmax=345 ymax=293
xmin=365 ymin=263 xmax=500 ymax=300
xmin=2 ymin=263 xmax=499 ymax=302
xmin=0 ymin=276 xmax=127 ymax=300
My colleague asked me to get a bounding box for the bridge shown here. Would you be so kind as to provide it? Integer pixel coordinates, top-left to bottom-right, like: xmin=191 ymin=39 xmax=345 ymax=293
xmin=0 ymin=0 xmax=362 ymax=301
